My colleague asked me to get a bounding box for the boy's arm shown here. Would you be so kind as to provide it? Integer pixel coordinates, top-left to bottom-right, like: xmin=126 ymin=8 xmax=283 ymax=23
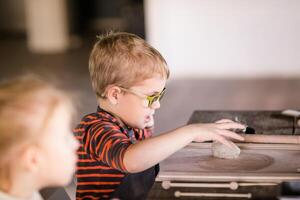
xmin=123 ymin=120 xmax=245 ymax=173
xmin=90 ymin=123 xmax=132 ymax=172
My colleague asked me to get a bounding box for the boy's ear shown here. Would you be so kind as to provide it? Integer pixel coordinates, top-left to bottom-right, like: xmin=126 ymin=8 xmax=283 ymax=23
xmin=106 ymin=86 xmax=122 ymax=105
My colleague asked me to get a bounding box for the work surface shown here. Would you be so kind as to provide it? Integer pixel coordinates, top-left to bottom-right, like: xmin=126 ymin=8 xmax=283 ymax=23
xmin=158 ymin=143 xmax=300 ymax=183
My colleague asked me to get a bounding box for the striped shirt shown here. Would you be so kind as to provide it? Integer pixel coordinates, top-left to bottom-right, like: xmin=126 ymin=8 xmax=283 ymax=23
xmin=74 ymin=107 xmax=152 ymax=199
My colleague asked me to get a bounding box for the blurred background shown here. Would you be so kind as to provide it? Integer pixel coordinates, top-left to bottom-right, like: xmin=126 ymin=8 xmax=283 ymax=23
xmin=0 ymin=0 xmax=299 ymax=199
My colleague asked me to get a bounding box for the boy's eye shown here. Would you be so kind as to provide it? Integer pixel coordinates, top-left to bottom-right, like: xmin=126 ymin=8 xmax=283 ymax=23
xmin=148 ymin=93 xmax=158 ymax=98
xmin=148 ymin=94 xmax=157 ymax=99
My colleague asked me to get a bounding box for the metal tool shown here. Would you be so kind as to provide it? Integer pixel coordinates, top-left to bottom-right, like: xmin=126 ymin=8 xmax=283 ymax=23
xmin=281 ymin=109 xmax=300 ymax=135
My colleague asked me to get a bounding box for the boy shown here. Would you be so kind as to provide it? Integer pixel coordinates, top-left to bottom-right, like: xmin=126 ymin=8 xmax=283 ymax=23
xmin=74 ymin=32 xmax=245 ymax=200
xmin=0 ymin=75 xmax=79 ymax=200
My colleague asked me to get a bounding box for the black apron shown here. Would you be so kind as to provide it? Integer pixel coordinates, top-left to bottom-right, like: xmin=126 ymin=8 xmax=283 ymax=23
xmin=109 ymin=128 xmax=160 ymax=200
xmin=109 ymin=164 xmax=159 ymax=200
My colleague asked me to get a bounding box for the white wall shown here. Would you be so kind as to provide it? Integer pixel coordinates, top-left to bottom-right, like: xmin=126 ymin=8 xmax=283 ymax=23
xmin=145 ymin=0 xmax=300 ymax=78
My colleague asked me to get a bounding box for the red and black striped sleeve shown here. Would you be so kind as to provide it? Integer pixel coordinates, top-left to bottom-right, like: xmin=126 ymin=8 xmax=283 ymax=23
xmin=89 ymin=122 xmax=131 ymax=172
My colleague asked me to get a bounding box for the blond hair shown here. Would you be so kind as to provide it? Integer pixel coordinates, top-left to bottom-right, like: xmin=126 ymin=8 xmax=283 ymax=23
xmin=0 ymin=74 xmax=74 ymax=191
xmin=89 ymin=32 xmax=170 ymax=97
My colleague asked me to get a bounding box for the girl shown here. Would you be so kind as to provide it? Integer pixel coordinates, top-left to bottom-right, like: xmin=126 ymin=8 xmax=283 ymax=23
xmin=0 ymin=75 xmax=79 ymax=200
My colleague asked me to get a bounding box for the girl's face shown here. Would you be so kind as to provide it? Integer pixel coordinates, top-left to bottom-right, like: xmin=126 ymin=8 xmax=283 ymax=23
xmin=37 ymin=104 xmax=79 ymax=187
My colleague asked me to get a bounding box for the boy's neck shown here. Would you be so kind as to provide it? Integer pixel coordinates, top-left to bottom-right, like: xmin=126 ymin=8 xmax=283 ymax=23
xmin=98 ymin=100 xmax=126 ymax=127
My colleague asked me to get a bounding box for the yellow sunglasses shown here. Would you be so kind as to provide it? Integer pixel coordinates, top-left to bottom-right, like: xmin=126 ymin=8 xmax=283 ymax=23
xmin=119 ymin=87 xmax=166 ymax=107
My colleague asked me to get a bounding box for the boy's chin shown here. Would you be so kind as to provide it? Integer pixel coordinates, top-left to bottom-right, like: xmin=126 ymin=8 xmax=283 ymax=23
xmin=134 ymin=122 xmax=147 ymax=129
xmin=136 ymin=124 xmax=146 ymax=129
xmin=125 ymin=121 xmax=145 ymax=129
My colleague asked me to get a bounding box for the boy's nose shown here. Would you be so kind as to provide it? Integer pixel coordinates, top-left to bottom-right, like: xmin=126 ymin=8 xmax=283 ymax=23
xmin=150 ymin=100 xmax=161 ymax=109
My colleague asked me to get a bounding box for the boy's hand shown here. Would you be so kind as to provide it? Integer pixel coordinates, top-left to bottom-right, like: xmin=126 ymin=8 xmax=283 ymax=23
xmin=192 ymin=119 xmax=245 ymax=148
